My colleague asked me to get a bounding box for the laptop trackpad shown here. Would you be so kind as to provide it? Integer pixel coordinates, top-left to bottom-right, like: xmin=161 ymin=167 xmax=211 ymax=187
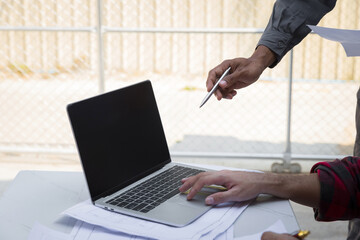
xmin=147 ymin=194 xmax=210 ymax=226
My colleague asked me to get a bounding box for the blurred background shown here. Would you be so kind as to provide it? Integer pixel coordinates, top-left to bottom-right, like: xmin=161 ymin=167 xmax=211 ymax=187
xmin=0 ymin=0 xmax=358 ymax=163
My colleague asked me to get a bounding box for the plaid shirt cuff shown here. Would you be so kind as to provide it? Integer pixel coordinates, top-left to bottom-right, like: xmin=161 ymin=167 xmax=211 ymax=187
xmin=311 ymin=156 xmax=360 ymax=221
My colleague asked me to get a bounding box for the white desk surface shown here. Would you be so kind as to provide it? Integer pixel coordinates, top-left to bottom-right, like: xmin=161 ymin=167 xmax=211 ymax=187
xmin=0 ymin=170 xmax=299 ymax=239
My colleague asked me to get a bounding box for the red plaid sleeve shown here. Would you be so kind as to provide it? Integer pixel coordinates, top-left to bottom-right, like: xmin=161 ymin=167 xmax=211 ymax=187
xmin=310 ymin=156 xmax=360 ymax=221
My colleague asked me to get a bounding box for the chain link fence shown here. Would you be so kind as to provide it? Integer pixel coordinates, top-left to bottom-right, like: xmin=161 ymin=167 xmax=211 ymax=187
xmin=0 ymin=0 xmax=359 ymax=162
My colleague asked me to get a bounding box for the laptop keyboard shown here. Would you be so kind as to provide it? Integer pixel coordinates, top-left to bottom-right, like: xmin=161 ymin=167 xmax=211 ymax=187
xmin=106 ymin=165 xmax=204 ymax=213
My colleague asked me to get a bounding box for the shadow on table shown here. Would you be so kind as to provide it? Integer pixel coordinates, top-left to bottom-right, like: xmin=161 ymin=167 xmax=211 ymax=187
xmin=169 ymin=134 xmax=353 ymax=156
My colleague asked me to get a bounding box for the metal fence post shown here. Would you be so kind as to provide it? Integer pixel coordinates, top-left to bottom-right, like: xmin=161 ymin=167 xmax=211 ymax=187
xmin=284 ymin=49 xmax=294 ymax=165
xmin=271 ymin=49 xmax=301 ymax=173
xmin=97 ymin=0 xmax=105 ymax=94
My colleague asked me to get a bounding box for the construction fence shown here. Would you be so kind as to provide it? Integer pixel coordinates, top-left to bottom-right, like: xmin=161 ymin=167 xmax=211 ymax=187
xmin=0 ymin=0 xmax=359 ymax=162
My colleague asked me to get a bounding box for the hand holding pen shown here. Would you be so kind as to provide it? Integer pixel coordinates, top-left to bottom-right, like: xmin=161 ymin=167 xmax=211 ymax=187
xmin=200 ymin=67 xmax=231 ymax=108
xmin=203 ymin=46 xmax=276 ymax=104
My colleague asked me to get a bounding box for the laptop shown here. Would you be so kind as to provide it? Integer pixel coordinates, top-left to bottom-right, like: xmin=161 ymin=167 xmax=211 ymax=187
xmin=67 ymin=80 xmax=218 ymax=227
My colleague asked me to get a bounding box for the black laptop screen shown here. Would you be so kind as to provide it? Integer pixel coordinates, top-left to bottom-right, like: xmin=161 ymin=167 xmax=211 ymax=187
xmin=67 ymin=81 xmax=171 ymax=201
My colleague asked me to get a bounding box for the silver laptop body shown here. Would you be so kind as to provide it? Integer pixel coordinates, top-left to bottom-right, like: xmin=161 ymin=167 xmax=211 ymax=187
xmin=67 ymin=80 xmax=213 ymax=227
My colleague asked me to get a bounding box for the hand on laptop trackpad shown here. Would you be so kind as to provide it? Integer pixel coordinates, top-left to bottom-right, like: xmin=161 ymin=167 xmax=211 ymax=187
xmin=172 ymin=193 xmax=210 ymax=209
xmin=174 ymin=186 xmax=224 ymax=208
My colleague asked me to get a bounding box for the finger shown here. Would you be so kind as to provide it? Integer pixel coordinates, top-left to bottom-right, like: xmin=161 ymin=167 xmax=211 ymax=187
xmin=186 ymin=173 xmax=226 ymax=200
xmin=215 ymin=88 xmax=223 ymax=100
xmin=207 ymin=62 xmax=232 ymax=91
xmin=224 ymin=92 xmax=234 ymax=100
xmin=217 ymin=72 xmax=241 ymax=97
xmin=229 ymin=90 xmax=237 ymax=98
xmin=216 ymin=88 xmax=236 ymax=100
xmin=206 ymin=71 xmax=216 ymax=91
xmin=261 ymin=232 xmax=281 ymax=240
xmin=179 ymin=175 xmax=198 ymax=192
xmin=179 ymin=172 xmax=210 ymax=193
xmin=261 ymin=232 xmax=297 ymax=240
xmin=206 ymin=67 xmax=222 ymax=91
xmin=220 ymin=79 xmax=250 ymax=97
xmin=181 ymin=177 xmax=189 ymax=183
xmin=204 ymin=190 xmax=238 ymax=205
xmin=220 ymin=69 xmax=247 ymax=90
xmin=186 ymin=180 xmax=207 ymax=200
xmin=225 ymin=68 xmax=260 ymax=91
xmin=218 ymin=74 xmax=231 ymax=89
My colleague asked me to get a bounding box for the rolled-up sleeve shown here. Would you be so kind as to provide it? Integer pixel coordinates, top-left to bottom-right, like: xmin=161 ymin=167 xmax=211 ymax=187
xmin=258 ymin=0 xmax=337 ymax=67
xmin=310 ymin=156 xmax=360 ymax=221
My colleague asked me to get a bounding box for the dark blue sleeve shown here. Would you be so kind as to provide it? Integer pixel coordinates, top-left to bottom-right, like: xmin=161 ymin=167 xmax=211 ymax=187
xmin=258 ymin=0 xmax=337 ymax=67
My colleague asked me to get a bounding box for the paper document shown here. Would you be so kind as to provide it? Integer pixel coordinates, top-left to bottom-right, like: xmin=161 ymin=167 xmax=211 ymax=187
xmin=234 ymin=220 xmax=287 ymax=240
xmin=308 ymin=25 xmax=360 ymax=56
xmin=63 ymin=199 xmax=250 ymax=240
xmin=73 ymin=221 xmax=146 ymax=240
xmin=27 ymin=221 xmax=83 ymax=240
xmin=73 ymin=221 xmax=234 ymax=240
xmin=28 ymin=219 xmax=236 ymax=240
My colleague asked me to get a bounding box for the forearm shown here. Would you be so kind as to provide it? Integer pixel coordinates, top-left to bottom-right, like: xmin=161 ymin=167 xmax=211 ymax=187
xmin=259 ymin=0 xmax=337 ymax=67
xmin=249 ymin=45 xmax=276 ymax=70
xmin=260 ymin=172 xmax=320 ymax=208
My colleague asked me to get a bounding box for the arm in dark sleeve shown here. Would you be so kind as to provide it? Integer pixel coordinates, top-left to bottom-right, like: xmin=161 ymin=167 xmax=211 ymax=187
xmin=310 ymin=156 xmax=360 ymax=221
xmin=258 ymin=0 xmax=337 ymax=67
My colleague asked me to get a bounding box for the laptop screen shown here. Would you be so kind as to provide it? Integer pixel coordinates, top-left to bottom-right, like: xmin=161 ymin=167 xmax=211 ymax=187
xmin=67 ymin=80 xmax=171 ymax=201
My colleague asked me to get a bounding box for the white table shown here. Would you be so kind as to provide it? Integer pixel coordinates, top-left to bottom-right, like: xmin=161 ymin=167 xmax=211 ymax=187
xmin=0 ymin=170 xmax=299 ymax=239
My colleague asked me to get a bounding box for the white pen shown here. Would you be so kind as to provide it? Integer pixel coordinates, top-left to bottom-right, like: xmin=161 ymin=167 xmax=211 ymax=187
xmin=199 ymin=67 xmax=231 ymax=108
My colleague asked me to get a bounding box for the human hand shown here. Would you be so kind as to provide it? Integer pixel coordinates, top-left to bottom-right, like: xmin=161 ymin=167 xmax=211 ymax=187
xmin=206 ymin=45 xmax=275 ymax=100
xmin=261 ymin=231 xmax=298 ymax=240
xmin=179 ymin=170 xmax=265 ymax=205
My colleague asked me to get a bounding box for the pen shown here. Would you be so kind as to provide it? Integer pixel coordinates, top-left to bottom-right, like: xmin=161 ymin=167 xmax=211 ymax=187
xmin=182 ymin=185 xmax=227 ymax=195
xmin=292 ymin=230 xmax=310 ymax=239
xmin=199 ymin=66 xmax=231 ymax=108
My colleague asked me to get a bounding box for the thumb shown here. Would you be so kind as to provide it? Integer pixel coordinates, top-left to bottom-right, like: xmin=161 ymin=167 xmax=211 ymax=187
xmin=219 ymin=75 xmax=232 ymax=89
xmin=205 ymin=191 xmax=235 ymax=205
xmin=261 ymin=232 xmax=297 ymax=240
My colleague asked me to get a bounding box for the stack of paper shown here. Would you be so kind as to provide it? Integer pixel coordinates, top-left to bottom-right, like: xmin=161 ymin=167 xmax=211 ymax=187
xmin=27 ymin=199 xmax=250 ymax=240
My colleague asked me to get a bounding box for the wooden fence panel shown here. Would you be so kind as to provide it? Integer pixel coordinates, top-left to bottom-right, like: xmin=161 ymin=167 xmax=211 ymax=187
xmin=1 ymin=0 xmax=360 ymax=81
